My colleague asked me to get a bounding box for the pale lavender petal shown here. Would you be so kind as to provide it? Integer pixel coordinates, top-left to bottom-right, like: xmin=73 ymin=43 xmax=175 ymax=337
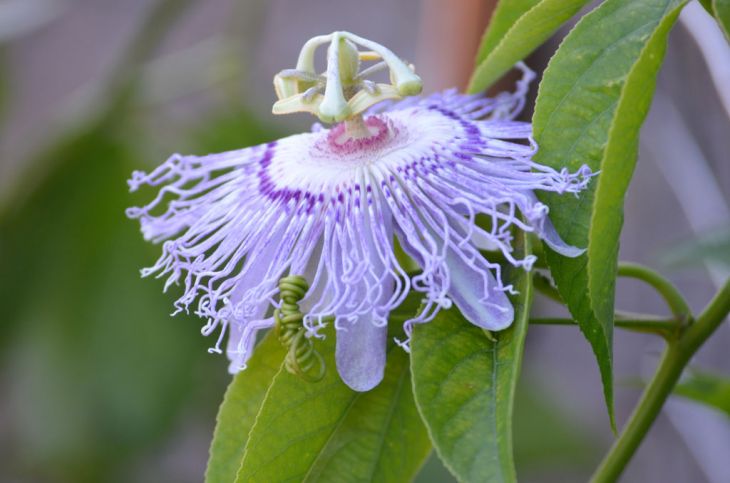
xmin=446 ymin=249 xmax=513 ymax=330
xmin=521 ymin=190 xmax=587 ymax=258
xmin=335 ymin=312 xmax=388 ymax=391
xmin=539 ymin=216 xmax=585 ymax=258
xmin=333 ymin=200 xmax=394 ymax=391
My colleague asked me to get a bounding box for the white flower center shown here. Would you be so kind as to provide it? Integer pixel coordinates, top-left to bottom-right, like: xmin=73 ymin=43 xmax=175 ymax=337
xmin=263 ymin=107 xmax=462 ymax=196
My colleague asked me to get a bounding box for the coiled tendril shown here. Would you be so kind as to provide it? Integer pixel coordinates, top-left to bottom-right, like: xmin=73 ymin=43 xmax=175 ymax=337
xmin=274 ymin=275 xmax=326 ymax=382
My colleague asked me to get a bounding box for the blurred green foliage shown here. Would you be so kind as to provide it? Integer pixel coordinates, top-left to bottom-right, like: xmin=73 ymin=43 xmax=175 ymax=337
xmin=1 ymin=125 xmax=197 ymax=481
xmin=674 ymin=369 xmax=730 ymax=417
xmin=0 ymin=3 xmax=283 ymax=480
xmin=660 ymin=227 xmax=730 ymax=271
xmin=0 ymin=88 xmax=279 ymax=482
xmin=5 ymin=127 xmax=174 ymax=479
xmin=512 ymin=376 xmax=601 ymax=479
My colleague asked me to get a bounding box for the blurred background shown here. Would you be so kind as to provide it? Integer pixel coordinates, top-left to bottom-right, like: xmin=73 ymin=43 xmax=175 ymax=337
xmin=0 ymin=1 xmax=727 ymax=482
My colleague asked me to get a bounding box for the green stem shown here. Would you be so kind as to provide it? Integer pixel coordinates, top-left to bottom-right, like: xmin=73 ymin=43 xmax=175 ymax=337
xmin=617 ymin=262 xmax=692 ymax=322
xmin=530 ymin=317 xmax=676 ymax=335
xmin=591 ymin=279 xmax=730 ymax=483
xmin=533 ymin=264 xmax=694 ymax=338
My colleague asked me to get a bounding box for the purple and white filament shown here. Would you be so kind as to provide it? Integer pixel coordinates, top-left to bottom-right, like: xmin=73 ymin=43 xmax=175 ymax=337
xmin=127 ymin=65 xmax=592 ymax=391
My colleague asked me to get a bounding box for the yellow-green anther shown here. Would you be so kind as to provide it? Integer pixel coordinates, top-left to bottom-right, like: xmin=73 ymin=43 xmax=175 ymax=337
xmin=348 ymin=84 xmax=401 ymax=114
xmin=272 ymin=92 xmax=323 ymax=116
xmin=390 ymin=64 xmax=423 ymax=96
xmin=295 ymin=34 xmax=332 ymax=74
xmin=273 ymin=75 xmax=299 ymax=100
xmin=272 ymin=34 xmax=332 ymax=101
xmin=340 ymin=32 xmax=423 ymax=96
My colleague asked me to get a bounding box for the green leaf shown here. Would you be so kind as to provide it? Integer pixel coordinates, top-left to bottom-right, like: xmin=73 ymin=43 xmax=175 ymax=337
xmin=698 ymin=0 xmax=714 ymax=14
xmin=674 ymin=370 xmax=730 ymax=417
xmin=468 ymin=0 xmax=591 ymax=93
xmin=206 ymin=332 xmax=285 ymax=483
xmin=713 ymin=0 xmax=730 ymax=40
xmin=411 ymin=235 xmax=533 ymax=483
xmin=236 ymin=325 xmax=430 ymax=482
xmin=532 ymin=0 xmax=689 ymax=428
xmin=474 ymin=0 xmax=541 ymax=65
xmin=589 ymin=0 xmax=689 ymax=330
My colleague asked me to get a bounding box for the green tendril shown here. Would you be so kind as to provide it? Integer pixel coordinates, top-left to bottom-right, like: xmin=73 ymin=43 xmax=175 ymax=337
xmin=274 ymin=275 xmax=326 ymax=382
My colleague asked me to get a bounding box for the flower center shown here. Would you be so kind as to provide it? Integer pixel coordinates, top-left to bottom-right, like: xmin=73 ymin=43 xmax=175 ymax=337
xmin=326 ymin=116 xmax=390 ymax=154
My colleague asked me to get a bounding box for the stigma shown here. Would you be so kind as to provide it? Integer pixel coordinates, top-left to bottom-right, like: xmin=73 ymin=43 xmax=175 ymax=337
xmin=272 ymin=31 xmax=423 ymax=124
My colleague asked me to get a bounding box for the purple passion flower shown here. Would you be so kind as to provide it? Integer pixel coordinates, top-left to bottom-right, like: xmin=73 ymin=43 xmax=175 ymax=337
xmin=127 ymin=32 xmax=592 ymax=391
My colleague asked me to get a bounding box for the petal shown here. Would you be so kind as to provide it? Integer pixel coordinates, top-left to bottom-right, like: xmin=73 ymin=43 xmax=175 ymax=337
xmin=336 ymin=313 xmax=388 ymax=391
xmin=334 ymin=199 xmax=393 ymax=392
xmin=226 ymin=322 xmax=247 ymax=372
xmin=225 ymin=222 xmax=289 ymax=372
xmin=522 ymin=191 xmax=585 ymax=258
xmin=538 ymin=216 xmax=585 ymax=258
xmin=395 ymin=224 xmax=513 ymax=330
xmin=446 ymin=249 xmax=514 ymax=331
xmin=226 ymin=316 xmax=274 ymax=373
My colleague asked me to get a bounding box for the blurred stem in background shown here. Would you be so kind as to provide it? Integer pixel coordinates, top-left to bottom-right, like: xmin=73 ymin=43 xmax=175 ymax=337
xmin=0 ymin=46 xmax=7 ymax=131
xmin=221 ymin=0 xmax=268 ymax=105
xmin=99 ymin=0 xmax=196 ymax=122
xmin=0 ymin=0 xmax=198 ymax=215
xmin=0 ymin=1 xmax=210 ymax=482
xmin=416 ymin=0 xmax=496 ymax=91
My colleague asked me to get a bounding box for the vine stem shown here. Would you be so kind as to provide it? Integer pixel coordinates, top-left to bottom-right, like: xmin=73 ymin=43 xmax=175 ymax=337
xmin=617 ymin=262 xmax=692 ymax=321
xmin=530 ymin=317 xmax=677 ymax=335
xmin=590 ymin=278 xmax=730 ymax=483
